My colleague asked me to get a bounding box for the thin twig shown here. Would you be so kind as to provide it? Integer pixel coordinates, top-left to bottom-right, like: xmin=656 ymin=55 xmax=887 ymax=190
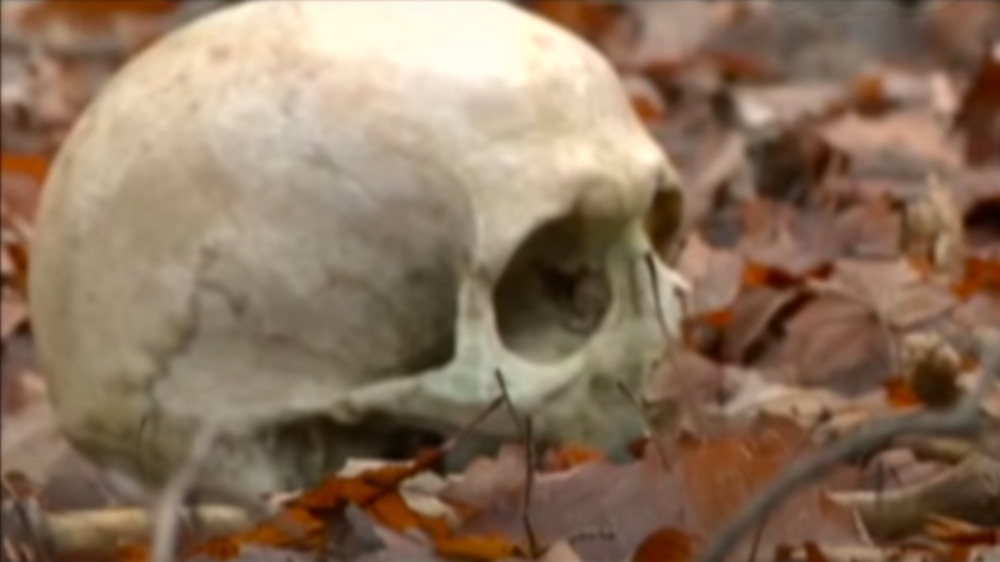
xmin=151 ymin=423 xmax=220 ymax=562
xmin=361 ymin=396 xmax=506 ymax=503
xmin=615 ymin=380 xmax=671 ymax=472
xmin=494 ymin=370 xmax=541 ymax=558
xmin=644 ymin=252 xmax=672 ymax=342
xmin=698 ymin=328 xmax=1000 ymax=562
xmin=521 ymin=417 xmax=541 ymax=558
xmin=494 ymin=369 xmax=527 ymax=438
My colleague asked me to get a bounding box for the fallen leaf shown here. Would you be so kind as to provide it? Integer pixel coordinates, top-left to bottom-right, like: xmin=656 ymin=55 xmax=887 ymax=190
xmin=631 ymin=527 xmax=698 ymax=562
xmin=526 ymin=0 xmax=622 ymax=45
xmin=882 ymin=378 xmax=923 ymax=409
xmin=676 ymin=233 xmax=744 ymax=317
xmin=433 ymin=534 xmax=521 ymax=561
xmin=820 ymin=111 xmax=962 ymax=173
xmin=543 ymin=444 xmax=605 ymax=472
xmin=925 ymin=514 xmax=998 ymax=546
xmin=954 ymin=42 xmax=1000 ymax=166
xmin=538 ymin=540 xmax=581 ymax=562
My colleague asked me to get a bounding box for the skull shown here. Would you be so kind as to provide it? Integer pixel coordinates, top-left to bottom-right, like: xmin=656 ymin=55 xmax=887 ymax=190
xmin=28 ymin=0 xmax=687 ymax=499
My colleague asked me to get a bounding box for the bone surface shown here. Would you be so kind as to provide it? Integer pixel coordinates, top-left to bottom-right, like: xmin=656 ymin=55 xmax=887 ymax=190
xmin=28 ymin=0 xmax=686 ymax=499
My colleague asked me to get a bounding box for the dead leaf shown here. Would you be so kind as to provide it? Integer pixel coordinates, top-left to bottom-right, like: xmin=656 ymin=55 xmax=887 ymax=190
xmin=631 ymin=527 xmax=698 ymax=562
xmin=954 ymin=42 xmax=1000 ymax=166
xmin=820 ymin=111 xmax=962 ymax=172
xmin=676 ymin=233 xmax=744 ymax=317
xmin=526 ymin=0 xmax=622 ymax=45
xmin=433 ymin=534 xmax=521 ymax=561
xmin=770 ymin=294 xmax=893 ymax=395
xmin=537 ymin=540 xmax=581 ymax=562
xmin=543 ymin=445 xmax=605 ymax=472
xmin=925 ymin=514 xmax=998 ymax=546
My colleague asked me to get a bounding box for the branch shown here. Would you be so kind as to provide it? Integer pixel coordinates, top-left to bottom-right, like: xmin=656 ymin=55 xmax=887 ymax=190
xmin=0 ymin=503 xmax=251 ymax=557
xmin=698 ymin=328 xmax=1000 ymax=562
xmin=830 ymin=452 xmax=1000 ymax=540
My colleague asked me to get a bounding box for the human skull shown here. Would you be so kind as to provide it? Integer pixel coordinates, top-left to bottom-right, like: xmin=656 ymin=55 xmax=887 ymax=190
xmin=28 ymin=0 xmax=687 ymax=499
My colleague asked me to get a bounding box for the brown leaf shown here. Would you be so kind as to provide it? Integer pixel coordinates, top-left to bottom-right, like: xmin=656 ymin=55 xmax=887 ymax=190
xmin=671 ymin=416 xmax=863 ymax=555
xmin=954 ymin=43 xmax=1000 ymax=166
xmin=676 ymin=233 xmax=744 ymax=317
xmin=440 ymin=444 xmax=527 ymax=510
xmin=882 ymin=377 xmax=923 ymax=409
xmin=526 ymin=0 xmax=622 ymax=45
xmin=819 ymin=111 xmax=962 ymax=172
xmin=771 ymin=294 xmax=893 ymax=394
xmin=631 ymin=527 xmax=698 ymax=562
xmin=434 ymin=534 xmax=521 ymax=561
xmin=720 ymin=285 xmax=811 ymax=364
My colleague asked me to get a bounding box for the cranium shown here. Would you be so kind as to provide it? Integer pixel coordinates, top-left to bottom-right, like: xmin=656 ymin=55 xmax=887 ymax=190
xmin=28 ymin=0 xmax=686 ymax=499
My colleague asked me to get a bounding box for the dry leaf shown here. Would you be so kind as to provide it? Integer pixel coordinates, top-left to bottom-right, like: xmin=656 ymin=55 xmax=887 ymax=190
xmin=954 ymin=42 xmax=1000 ymax=166
xmin=631 ymin=527 xmax=698 ymax=562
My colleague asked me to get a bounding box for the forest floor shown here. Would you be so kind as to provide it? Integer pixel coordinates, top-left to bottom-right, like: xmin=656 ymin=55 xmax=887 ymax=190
xmin=2 ymin=2 xmax=999 ymax=561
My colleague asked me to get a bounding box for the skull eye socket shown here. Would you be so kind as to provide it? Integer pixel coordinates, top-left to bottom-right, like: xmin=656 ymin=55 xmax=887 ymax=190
xmin=644 ymin=170 xmax=684 ymax=262
xmin=492 ymin=214 xmax=612 ymax=364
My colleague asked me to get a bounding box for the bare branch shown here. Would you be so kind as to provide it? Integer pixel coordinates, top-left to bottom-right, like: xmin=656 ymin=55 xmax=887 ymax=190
xmin=1 ymin=503 xmax=250 ymax=558
xmin=830 ymin=452 xmax=1000 ymax=540
xmin=698 ymin=328 xmax=1000 ymax=562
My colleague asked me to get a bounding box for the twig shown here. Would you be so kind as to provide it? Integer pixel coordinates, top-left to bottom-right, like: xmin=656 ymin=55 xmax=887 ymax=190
xmin=522 ymin=418 xmax=541 ymax=559
xmin=360 ymin=396 xmax=505 ymax=503
xmin=830 ymin=452 xmax=1000 ymax=540
xmin=2 ymin=505 xmax=250 ymax=557
xmin=494 ymin=369 xmax=527 ymax=438
xmin=494 ymin=370 xmax=541 ymax=558
xmin=615 ymin=380 xmax=671 ymax=472
xmin=698 ymin=328 xmax=1000 ymax=562
xmin=151 ymin=424 xmax=220 ymax=562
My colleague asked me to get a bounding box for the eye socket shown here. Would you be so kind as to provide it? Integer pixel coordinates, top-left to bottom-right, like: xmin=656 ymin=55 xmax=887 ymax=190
xmin=644 ymin=169 xmax=684 ymax=261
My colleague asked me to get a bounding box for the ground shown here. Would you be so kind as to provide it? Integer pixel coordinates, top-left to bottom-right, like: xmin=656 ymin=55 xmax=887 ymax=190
xmin=1 ymin=1 xmax=999 ymax=561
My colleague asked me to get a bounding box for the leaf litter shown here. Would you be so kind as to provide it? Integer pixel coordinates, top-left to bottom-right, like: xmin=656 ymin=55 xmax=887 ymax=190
xmin=2 ymin=1 xmax=1000 ymax=561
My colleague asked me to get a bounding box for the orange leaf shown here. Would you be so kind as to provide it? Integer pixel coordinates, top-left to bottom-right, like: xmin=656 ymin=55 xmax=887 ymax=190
xmin=545 ymin=444 xmax=605 ymax=471
xmin=632 ymin=527 xmax=698 ymax=562
xmin=526 ymin=0 xmax=620 ymax=43
xmin=116 ymin=544 xmax=151 ymax=562
xmin=632 ymin=95 xmax=664 ymax=125
xmin=434 ymin=534 xmax=521 ymax=561
xmin=1 ymin=154 xmax=49 ymax=185
xmin=952 ymin=257 xmax=1000 ymax=298
xmin=883 ymin=377 xmax=922 ymax=409
xmin=699 ymin=309 xmax=733 ymax=329
xmin=926 ymin=515 xmax=998 ymax=546
xmin=186 ymin=537 xmax=242 ymax=560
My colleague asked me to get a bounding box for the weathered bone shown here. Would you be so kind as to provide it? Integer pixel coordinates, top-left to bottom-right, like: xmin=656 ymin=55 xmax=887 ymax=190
xmin=28 ymin=0 xmax=686 ymax=499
